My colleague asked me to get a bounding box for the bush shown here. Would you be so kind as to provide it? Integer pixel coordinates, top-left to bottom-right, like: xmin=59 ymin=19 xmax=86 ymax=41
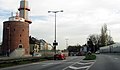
xmin=83 ymin=54 xmax=96 ymax=60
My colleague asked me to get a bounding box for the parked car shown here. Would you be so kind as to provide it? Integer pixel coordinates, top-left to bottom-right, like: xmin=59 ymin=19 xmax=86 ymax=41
xmin=95 ymin=50 xmax=100 ymax=54
xmin=33 ymin=53 xmax=41 ymax=57
xmin=54 ymin=51 xmax=66 ymax=60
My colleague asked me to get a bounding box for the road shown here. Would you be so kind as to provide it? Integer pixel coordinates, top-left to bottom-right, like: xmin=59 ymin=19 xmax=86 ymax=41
xmin=0 ymin=56 xmax=95 ymax=70
xmin=89 ymin=54 xmax=120 ymax=70
xmin=2 ymin=54 xmax=120 ymax=70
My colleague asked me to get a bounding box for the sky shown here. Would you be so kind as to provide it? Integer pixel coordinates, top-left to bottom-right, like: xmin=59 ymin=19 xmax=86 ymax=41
xmin=0 ymin=0 xmax=120 ymax=50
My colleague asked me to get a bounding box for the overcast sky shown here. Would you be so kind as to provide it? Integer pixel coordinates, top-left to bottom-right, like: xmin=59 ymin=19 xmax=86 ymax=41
xmin=0 ymin=0 xmax=120 ymax=50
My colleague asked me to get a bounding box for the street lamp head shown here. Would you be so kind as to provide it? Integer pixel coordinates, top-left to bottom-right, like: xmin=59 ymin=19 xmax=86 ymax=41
xmin=48 ymin=10 xmax=63 ymax=13
xmin=60 ymin=10 xmax=63 ymax=12
xmin=48 ymin=11 xmax=51 ymax=13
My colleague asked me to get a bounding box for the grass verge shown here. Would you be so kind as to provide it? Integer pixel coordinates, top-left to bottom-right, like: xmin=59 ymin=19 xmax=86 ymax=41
xmin=0 ymin=56 xmax=53 ymax=68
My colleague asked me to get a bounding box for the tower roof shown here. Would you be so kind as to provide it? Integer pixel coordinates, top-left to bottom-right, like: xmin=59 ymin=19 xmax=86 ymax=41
xmin=19 ymin=0 xmax=32 ymax=24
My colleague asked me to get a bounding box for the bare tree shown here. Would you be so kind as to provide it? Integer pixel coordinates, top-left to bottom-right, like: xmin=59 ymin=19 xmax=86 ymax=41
xmin=88 ymin=34 xmax=100 ymax=52
xmin=89 ymin=34 xmax=100 ymax=45
xmin=100 ymin=24 xmax=108 ymax=46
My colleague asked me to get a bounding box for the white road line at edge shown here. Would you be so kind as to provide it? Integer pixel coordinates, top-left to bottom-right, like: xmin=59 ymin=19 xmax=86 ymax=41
xmin=42 ymin=62 xmax=61 ymax=66
xmin=62 ymin=62 xmax=78 ymax=70
xmin=69 ymin=66 xmax=90 ymax=69
xmin=77 ymin=62 xmax=94 ymax=65
xmin=86 ymin=60 xmax=96 ymax=70
xmin=62 ymin=60 xmax=96 ymax=70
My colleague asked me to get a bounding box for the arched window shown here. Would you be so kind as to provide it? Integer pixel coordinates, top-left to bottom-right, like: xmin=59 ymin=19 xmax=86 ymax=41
xmin=19 ymin=44 xmax=23 ymax=48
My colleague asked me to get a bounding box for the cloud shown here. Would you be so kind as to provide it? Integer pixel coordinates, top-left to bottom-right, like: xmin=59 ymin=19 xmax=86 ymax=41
xmin=30 ymin=16 xmax=48 ymax=21
xmin=1 ymin=0 xmax=120 ymax=49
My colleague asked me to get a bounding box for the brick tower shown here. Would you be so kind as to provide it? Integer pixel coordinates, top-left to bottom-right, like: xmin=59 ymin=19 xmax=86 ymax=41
xmin=2 ymin=0 xmax=32 ymax=57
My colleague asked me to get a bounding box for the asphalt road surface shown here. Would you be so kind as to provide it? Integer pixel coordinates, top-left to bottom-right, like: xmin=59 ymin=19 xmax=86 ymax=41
xmin=0 ymin=56 xmax=95 ymax=70
xmin=89 ymin=54 xmax=120 ymax=70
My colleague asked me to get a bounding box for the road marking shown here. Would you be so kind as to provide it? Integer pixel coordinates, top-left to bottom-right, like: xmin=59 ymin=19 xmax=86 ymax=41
xmin=32 ymin=62 xmax=40 ymax=64
xmin=42 ymin=62 xmax=61 ymax=66
xmin=77 ymin=62 xmax=93 ymax=65
xmin=62 ymin=62 xmax=78 ymax=70
xmin=63 ymin=60 xmax=96 ymax=70
xmin=80 ymin=60 xmax=95 ymax=62
xmin=86 ymin=60 xmax=96 ymax=70
xmin=69 ymin=66 xmax=90 ymax=69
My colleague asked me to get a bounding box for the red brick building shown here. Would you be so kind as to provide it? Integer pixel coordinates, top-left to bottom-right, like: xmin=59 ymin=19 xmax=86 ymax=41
xmin=2 ymin=21 xmax=30 ymax=55
xmin=2 ymin=0 xmax=31 ymax=56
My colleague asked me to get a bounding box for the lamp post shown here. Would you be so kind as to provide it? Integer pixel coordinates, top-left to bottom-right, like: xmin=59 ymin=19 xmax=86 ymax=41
xmin=107 ymin=29 xmax=111 ymax=44
xmin=107 ymin=29 xmax=112 ymax=53
xmin=65 ymin=38 xmax=69 ymax=49
xmin=48 ymin=10 xmax=63 ymax=54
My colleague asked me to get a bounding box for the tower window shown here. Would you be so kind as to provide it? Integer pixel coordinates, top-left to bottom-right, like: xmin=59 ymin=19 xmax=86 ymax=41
xmin=19 ymin=44 xmax=23 ymax=48
xmin=14 ymin=29 xmax=15 ymax=31
xmin=20 ymin=34 xmax=21 ymax=37
xmin=20 ymin=40 xmax=21 ymax=42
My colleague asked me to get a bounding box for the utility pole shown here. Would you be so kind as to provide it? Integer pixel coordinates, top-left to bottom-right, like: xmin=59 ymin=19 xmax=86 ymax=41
xmin=48 ymin=10 xmax=63 ymax=54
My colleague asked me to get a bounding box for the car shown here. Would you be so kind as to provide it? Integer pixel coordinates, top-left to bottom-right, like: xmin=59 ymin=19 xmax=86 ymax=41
xmin=54 ymin=51 xmax=66 ymax=60
xmin=95 ymin=50 xmax=100 ymax=54
xmin=33 ymin=53 xmax=41 ymax=57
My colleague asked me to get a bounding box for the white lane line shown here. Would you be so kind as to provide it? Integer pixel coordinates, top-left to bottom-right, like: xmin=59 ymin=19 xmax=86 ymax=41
xmin=80 ymin=60 xmax=95 ymax=62
xmin=69 ymin=66 xmax=90 ymax=69
xmin=42 ymin=62 xmax=61 ymax=66
xmin=63 ymin=60 xmax=95 ymax=70
xmin=62 ymin=62 xmax=78 ymax=70
xmin=32 ymin=62 xmax=40 ymax=64
xmin=42 ymin=60 xmax=76 ymax=67
xmin=86 ymin=60 xmax=96 ymax=70
xmin=76 ymin=62 xmax=93 ymax=65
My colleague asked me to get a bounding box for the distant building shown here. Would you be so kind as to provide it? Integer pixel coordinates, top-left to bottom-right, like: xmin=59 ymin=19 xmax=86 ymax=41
xmin=39 ymin=39 xmax=48 ymax=50
xmin=39 ymin=39 xmax=53 ymax=50
xmin=29 ymin=37 xmax=53 ymax=56
xmin=30 ymin=44 xmax=40 ymax=54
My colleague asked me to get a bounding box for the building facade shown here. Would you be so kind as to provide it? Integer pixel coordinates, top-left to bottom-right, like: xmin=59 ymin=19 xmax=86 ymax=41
xmin=2 ymin=21 xmax=29 ymax=55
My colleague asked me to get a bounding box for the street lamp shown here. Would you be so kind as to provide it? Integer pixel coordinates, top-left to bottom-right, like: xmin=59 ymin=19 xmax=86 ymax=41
xmin=107 ymin=29 xmax=112 ymax=44
xmin=107 ymin=29 xmax=112 ymax=53
xmin=48 ymin=10 xmax=63 ymax=54
xmin=65 ymin=38 xmax=69 ymax=49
